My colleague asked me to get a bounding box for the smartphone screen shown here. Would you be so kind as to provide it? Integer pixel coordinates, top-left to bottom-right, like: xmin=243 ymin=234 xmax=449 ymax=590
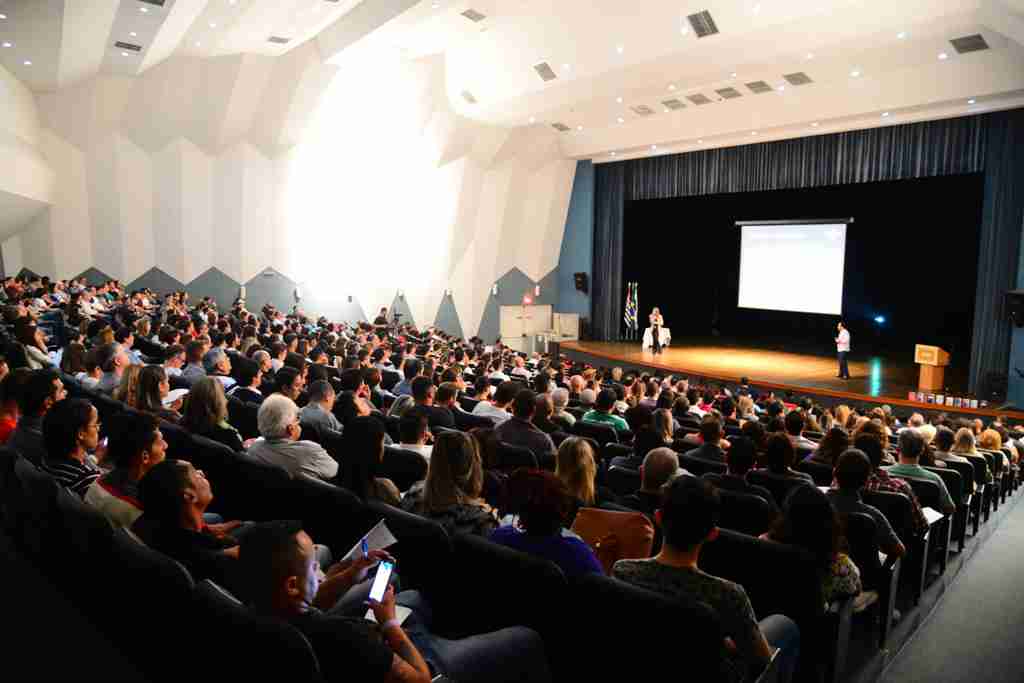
xmin=368 ymin=560 xmax=394 ymax=603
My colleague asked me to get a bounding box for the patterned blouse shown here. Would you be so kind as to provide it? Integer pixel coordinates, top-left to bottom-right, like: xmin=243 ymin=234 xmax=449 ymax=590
xmin=824 ymin=552 xmax=862 ymax=605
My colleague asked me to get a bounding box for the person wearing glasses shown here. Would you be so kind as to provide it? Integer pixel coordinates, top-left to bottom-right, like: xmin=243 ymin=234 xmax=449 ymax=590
xmin=40 ymin=397 xmax=101 ymax=498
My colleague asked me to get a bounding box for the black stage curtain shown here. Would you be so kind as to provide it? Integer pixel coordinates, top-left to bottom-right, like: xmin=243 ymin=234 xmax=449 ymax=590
xmin=593 ymin=110 xmax=1024 ymax=394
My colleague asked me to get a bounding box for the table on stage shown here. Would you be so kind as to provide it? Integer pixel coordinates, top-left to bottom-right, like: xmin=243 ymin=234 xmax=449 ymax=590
xmin=642 ymin=326 xmax=671 ymax=350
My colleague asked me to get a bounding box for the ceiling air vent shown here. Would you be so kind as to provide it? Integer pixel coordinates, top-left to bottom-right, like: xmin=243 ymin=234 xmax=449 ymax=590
xmin=551 ymin=122 xmax=571 ymax=132
xmin=461 ymin=90 xmax=477 ymax=104
xmin=461 ymin=8 xmax=486 ymax=22
xmin=114 ymin=41 xmax=142 ymax=52
xmin=783 ymin=72 xmax=813 ymax=86
xmin=715 ymin=87 xmax=742 ymax=99
xmin=687 ymin=10 xmax=719 ymax=38
xmin=631 ymin=105 xmax=655 ymax=116
xmin=950 ymin=34 xmax=989 ymax=54
xmin=746 ymin=80 xmax=773 ymax=94
xmin=267 ymin=36 xmax=291 ymax=44
xmin=662 ymin=99 xmax=686 ymax=110
xmin=139 ymin=0 xmax=166 ymax=6
xmin=686 ymin=93 xmax=713 ymax=105
xmin=533 ymin=62 xmax=557 ymax=82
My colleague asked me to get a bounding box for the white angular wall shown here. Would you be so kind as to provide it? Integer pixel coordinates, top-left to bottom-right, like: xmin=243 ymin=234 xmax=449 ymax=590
xmin=2 ymin=50 xmax=575 ymax=337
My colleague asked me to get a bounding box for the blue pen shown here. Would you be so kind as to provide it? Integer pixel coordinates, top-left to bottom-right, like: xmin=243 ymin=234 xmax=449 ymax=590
xmin=361 ymin=538 xmax=369 ymax=558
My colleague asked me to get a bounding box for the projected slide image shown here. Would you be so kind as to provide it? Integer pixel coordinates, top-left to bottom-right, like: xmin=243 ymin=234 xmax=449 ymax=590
xmin=737 ymin=223 xmax=847 ymax=315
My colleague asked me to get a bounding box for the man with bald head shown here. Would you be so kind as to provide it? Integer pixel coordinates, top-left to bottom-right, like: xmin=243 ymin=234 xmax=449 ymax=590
xmin=568 ymin=375 xmax=585 ymax=402
xmin=622 ymin=447 xmax=691 ymax=516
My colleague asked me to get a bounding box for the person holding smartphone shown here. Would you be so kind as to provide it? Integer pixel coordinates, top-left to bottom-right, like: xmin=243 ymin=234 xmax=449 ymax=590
xmin=241 ymin=520 xmax=552 ymax=683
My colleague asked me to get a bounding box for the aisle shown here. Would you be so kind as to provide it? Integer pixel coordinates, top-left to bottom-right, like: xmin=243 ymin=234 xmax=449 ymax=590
xmin=879 ymin=493 xmax=1024 ymax=683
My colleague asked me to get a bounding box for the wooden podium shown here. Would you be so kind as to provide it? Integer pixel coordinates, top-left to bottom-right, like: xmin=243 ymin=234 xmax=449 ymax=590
xmin=914 ymin=344 xmax=950 ymax=392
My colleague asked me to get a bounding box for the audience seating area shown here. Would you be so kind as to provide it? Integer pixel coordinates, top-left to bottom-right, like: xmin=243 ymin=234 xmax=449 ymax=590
xmin=0 ymin=276 xmax=1021 ymax=683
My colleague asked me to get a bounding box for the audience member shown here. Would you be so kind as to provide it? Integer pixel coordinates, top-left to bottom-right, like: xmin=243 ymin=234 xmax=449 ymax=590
xmin=762 ymin=485 xmax=862 ymax=605
xmin=495 ymin=389 xmax=557 ymax=464
xmin=621 ymin=447 xmax=685 ymax=516
xmin=581 ymin=388 xmax=629 ymax=433
xmin=398 ymin=413 xmax=433 ymax=460
xmin=683 ymin=415 xmax=726 ymax=463
xmin=555 ymin=436 xmax=616 ymax=511
xmin=706 ymin=437 xmax=777 ymax=511
xmin=613 ymin=476 xmax=800 ymax=683
xmin=401 ymin=430 xmax=498 ymax=536
xmin=9 ymin=369 xmax=66 ymax=465
xmin=249 ymin=394 xmax=338 ymax=481
xmin=84 ymin=412 xmax=167 ymax=528
xmin=181 ymin=377 xmax=245 ymax=451
xmin=763 ymin=433 xmax=814 ymax=483
xmin=853 ymin=433 xmax=929 ymax=536
xmin=299 ymin=380 xmax=344 ymax=439
xmin=550 ymin=388 xmax=575 ymax=430
xmin=491 ymin=469 xmax=603 ymax=578
xmin=885 ymin=429 xmax=956 ymax=515
xmin=136 ymin=364 xmax=182 ymax=422
xmin=471 ymin=380 xmax=517 ymax=426
xmin=40 ymin=397 xmax=101 ymax=497
xmin=406 ymin=376 xmax=455 ymax=431
xmin=827 ymin=449 xmax=906 ymax=558
xmin=337 ymin=415 xmax=400 ymax=505
xmin=806 ymin=427 xmax=849 ymax=467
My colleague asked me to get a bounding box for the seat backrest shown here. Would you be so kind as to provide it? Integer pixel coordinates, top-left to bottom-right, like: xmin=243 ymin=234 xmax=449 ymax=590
xmin=457 ymin=395 xmax=480 ymax=413
xmin=940 ymin=460 xmax=975 ymax=499
xmin=573 ymin=420 xmax=618 ymax=446
xmin=365 ymin=499 xmax=452 ymax=596
xmin=925 ymin=466 xmax=964 ymax=505
xmin=381 ymin=370 xmax=402 ymax=391
xmin=605 ymin=465 xmax=641 ymax=496
xmin=841 ymin=511 xmax=883 ymax=590
xmin=862 ymin=490 xmax=915 ymax=545
xmin=747 ymin=470 xmax=813 ymax=508
xmin=962 ymin=454 xmax=989 ymax=486
xmin=442 ymin=533 xmax=566 ymax=638
xmin=193 ymin=580 xmax=322 ymax=682
xmin=717 ymin=488 xmax=775 ymax=536
xmin=495 ymin=441 xmax=538 ymax=471
xmin=567 ymin=573 xmax=729 ymax=682
xmin=678 ymin=453 xmax=727 ymax=476
xmin=227 ymin=397 xmax=260 ymax=440
xmin=699 ymin=528 xmax=827 ymax=676
xmin=599 ymin=442 xmax=634 ymax=468
xmin=895 ymin=476 xmax=942 ymax=513
xmin=382 ymin=446 xmax=429 ymax=492
xmin=797 ymin=459 xmax=835 ymax=487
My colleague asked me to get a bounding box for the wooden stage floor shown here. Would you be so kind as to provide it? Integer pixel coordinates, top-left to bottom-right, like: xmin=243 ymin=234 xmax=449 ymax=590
xmin=560 ymin=338 xmax=978 ymax=412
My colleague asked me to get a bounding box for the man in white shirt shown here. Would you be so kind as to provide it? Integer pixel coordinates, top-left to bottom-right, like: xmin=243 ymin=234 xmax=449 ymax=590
xmin=472 ymin=381 xmax=517 ymax=425
xmin=835 ymin=322 xmax=851 ymax=380
xmin=398 ymin=413 xmax=433 ymax=461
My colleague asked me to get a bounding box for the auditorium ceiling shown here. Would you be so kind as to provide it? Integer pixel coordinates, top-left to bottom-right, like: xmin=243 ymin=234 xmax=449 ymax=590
xmin=1 ymin=0 xmax=1022 ymax=161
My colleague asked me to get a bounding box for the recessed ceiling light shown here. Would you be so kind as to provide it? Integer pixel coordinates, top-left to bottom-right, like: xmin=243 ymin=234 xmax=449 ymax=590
xmin=806 ymin=52 xmax=814 ymax=60
xmin=777 ymin=85 xmax=785 ymax=91
xmin=938 ymin=52 xmax=948 ymax=60
xmin=897 ymin=31 xmax=907 ymax=39
xmin=528 ymin=116 xmax=536 ymax=123
xmin=23 ymin=60 xmax=31 ymax=66
xmin=0 ymin=14 xmax=7 ymax=20
xmin=811 ymin=122 xmax=819 ymax=127
xmin=1 ymin=42 xmax=11 ymax=48
xmin=130 ymin=31 xmax=137 ymax=37
xmin=850 ymin=69 xmax=861 ymax=77
xmin=562 ymin=63 xmax=570 ymax=71
xmin=668 ymin=84 xmax=676 ymax=91
xmin=679 ymin=24 xmax=689 ymax=35
xmin=697 ymin=139 xmax=703 ymax=144
xmin=140 ymin=6 xmax=148 ymax=12
xmin=195 ymin=41 xmax=201 ymax=47
xmin=122 ymin=51 xmax=130 ymax=56
xmin=730 ymin=72 xmax=737 ymax=78
xmin=751 ymin=131 xmax=758 ymax=135
xmin=752 ymin=4 xmax=762 ymax=14
xmin=617 ymin=117 xmax=625 ymax=124
xmin=610 ymin=152 xmax=617 ymax=156
xmin=651 ymin=145 xmax=657 ymax=150
xmin=663 ymin=108 xmax=670 ymax=113
xmin=209 ymin=22 xmax=217 ymax=28
xmin=431 ymin=2 xmax=439 ymax=8
xmin=616 ymin=45 xmax=624 ymax=54
xmin=882 ymin=112 xmax=890 ymax=117
xmin=968 ymin=98 xmax=976 ymax=104
xmin=576 ymin=125 xmax=583 ymax=131
xmin=229 ymin=0 xmax=238 ymax=4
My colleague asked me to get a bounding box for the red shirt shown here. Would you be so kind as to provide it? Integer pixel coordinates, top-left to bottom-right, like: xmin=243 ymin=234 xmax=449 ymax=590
xmin=0 ymin=415 xmax=17 ymax=444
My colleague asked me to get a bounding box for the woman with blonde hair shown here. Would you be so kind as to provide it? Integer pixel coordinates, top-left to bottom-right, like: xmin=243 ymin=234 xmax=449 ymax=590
xmin=401 ymin=430 xmax=497 ymax=536
xmin=952 ymin=427 xmax=993 ymax=483
xmin=737 ymin=395 xmax=756 ymax=421
xmin=978 ymin=428 xmax=1011 ymax=469
xmin=112 ymin=364 xmax=142 ymax=407
xmin=181 ymin=377 xmax=244 ymax=451
xmin=134 ymin=316 xmax=151 ymax=341
xmin=834 ymin=405 xmax=852 ymax=429
xmin=555 ymin=436 xmax=599 ymax=507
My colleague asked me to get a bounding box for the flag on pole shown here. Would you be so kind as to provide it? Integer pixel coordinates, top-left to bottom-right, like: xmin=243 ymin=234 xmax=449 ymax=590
xmin=623 ymin=282 xmax=638 ymax=336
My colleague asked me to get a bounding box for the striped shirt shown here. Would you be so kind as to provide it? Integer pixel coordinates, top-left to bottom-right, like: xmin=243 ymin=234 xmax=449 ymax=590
xmin=41 ymin=456 xmax=101 ymax=498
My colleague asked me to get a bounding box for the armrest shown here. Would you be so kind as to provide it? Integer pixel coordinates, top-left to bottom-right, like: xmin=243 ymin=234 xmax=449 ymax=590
xmin=754 ymin=646 xmax=781 ymax=683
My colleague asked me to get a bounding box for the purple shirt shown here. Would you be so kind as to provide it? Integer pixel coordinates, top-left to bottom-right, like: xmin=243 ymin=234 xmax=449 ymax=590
xmin=489 ymin=526 xmax=603 ymax=578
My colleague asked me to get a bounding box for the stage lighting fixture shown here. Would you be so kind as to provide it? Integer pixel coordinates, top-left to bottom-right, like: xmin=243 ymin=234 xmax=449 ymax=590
xmin=874 ymin=315 xmax=885 ymax=324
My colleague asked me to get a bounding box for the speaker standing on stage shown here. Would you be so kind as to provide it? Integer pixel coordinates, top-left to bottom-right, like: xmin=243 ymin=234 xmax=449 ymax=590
xmin=835 ymin=322 xmax=851 ymax=379
xmin=649 ymin=308 xmax=665 ymax=354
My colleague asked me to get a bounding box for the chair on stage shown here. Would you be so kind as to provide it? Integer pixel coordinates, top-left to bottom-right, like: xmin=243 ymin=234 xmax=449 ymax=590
xmin=641 ymin=327 xmax=671 ymax=350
